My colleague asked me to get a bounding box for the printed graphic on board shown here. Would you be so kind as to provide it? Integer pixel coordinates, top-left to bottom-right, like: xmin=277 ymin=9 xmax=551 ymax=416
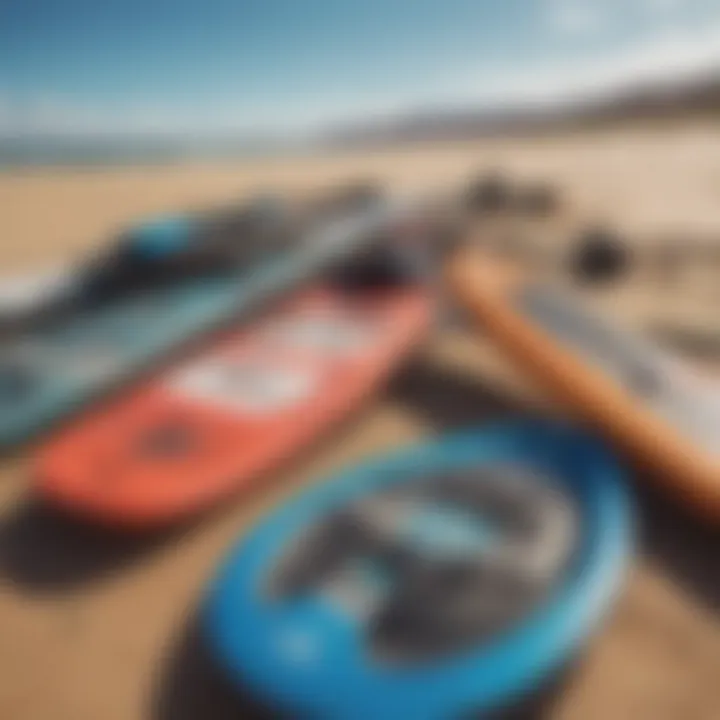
xmin=170 ymin=354 xmax=318 ymax=415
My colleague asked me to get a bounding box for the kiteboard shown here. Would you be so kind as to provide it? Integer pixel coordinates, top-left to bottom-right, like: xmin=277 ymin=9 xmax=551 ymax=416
xmin=36 ymin=262 xmax=432 ymax=528
xmin=203 ymin=419 xmax=631 ymax=719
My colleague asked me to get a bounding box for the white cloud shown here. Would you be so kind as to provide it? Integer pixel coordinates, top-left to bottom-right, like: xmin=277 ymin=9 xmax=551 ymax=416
xmin=547 ymin=0 xmax=698 ymax=38
xmin=454 ymin=19 xmax=720 ymax=110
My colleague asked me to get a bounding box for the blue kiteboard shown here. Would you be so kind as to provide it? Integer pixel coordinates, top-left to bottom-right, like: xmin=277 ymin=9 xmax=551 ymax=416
xmin=204 ymin=419 xmax=632 ymax=719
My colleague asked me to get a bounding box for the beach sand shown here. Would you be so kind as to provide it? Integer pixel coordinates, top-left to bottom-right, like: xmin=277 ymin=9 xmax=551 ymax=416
xmin=0 ymin=124 xmax=718 ymax=719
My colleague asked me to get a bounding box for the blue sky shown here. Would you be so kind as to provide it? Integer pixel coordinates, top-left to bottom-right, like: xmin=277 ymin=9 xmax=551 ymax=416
xmin=1 ymin=0 xmax=720 ymax=138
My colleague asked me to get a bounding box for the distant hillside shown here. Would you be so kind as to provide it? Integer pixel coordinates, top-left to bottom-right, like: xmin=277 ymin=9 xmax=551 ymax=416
xmin=324 ymin=73 xmax=720 ymax=148
xmin=2 ymin=73 xmax=719 ymax=167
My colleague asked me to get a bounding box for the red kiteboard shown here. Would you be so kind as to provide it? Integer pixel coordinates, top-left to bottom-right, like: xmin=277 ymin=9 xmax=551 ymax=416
xmin=37 ymin=284 xmax=431 ymax=529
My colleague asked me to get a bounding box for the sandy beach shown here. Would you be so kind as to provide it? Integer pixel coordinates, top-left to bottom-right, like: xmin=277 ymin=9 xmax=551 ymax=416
xmin=0 ymin=124 xmax=718 ymax=719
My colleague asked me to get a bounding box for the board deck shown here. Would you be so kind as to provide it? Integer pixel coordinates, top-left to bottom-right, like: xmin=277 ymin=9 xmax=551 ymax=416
xmin=36 ymin=284 xmax=432 ymax=528
xmin=448 ymin=249 xmax=720 ymax=520
xmin=0 ymin=205 xmax=394 ymax=448
xmin=203 ymin=420 xmax=631 ymax=719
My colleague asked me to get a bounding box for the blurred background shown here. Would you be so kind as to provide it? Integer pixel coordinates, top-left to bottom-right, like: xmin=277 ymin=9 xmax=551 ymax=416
xmin=2 ymin=0 xmax=720 ymax=240
xmin=2 ymin=0 xmax=720 ymax=157
xmin=0 ymin=2 xmax=719 ymax=719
